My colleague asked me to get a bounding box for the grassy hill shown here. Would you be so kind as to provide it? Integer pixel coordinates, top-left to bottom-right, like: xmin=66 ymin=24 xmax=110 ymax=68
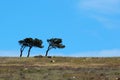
xmin=0 ymin=57 xmax=120 ymax=80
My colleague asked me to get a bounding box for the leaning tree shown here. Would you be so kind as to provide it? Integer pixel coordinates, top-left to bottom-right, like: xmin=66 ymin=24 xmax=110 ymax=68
xmin=19 ymin=38 xmax=32 ymax=57
xmin=18 ymin=38 xmax=43 ymax=57
xmin=45 ymin=38 xmax=65 ymax=56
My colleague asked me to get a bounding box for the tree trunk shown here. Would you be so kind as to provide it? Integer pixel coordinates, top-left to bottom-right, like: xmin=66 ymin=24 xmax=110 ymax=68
xmin=45 ymin=45 xmax=51 ymax=56
xmin=20 ymin=50 xmax=22 ymax=57
xmin=27 ymin=47 xmax=32 ymax=57
xmin=20 ymin=46 xmax=25 ymax=57
xmin=45 ymin=49 xmax=49 ymax=56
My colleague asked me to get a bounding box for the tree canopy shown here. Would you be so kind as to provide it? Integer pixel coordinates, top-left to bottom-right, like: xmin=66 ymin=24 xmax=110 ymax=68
xmin=18 ymin=37 xmax=65 ymax=57
xmin=45 ymin=38 xmax=65 ymax=56
xmin=18 ymin=38 xmax=43 ymax=57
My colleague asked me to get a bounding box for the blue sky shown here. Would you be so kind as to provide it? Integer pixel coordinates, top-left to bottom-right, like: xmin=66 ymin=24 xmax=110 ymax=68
xmin=0 ymin=0 xmax=120 ymax=57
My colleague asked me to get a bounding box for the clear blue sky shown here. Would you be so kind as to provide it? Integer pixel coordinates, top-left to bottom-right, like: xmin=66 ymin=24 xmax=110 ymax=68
xmin=0 ymin=0 xmax=120 ymax=57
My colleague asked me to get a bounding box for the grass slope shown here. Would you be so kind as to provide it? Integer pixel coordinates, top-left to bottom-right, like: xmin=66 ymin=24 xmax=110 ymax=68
xmin=0 ymin=57 xmax=120 ymax=80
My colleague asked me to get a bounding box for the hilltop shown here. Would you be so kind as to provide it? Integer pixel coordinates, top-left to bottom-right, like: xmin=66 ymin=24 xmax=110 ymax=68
xmin=0 ymin=57 xmax=120 ymax=80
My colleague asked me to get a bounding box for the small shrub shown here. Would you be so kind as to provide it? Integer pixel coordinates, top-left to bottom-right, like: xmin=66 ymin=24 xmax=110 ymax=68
xmin=34 ymin=55 xmax=43 ymax=58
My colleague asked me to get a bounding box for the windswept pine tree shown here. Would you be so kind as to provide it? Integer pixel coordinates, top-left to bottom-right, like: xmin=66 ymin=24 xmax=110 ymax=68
xmin=45 ymin=38 xmax=65 ymax=56
xmin=18 ymin=38 xmax=43 ymax=57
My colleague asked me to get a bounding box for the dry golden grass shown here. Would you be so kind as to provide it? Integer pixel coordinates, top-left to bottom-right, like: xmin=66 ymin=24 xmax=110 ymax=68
xmin=0 ymin=57 xmax=120 ymax=80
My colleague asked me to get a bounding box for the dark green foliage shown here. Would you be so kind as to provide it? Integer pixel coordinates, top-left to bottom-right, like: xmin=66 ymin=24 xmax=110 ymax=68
xmin=45 ymin=38 xmax=65 ymax=56
xmin=33 ymin=38 xmax=44 ymax=48
xmin=18 ymin=38 xmax=43 ymax=57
